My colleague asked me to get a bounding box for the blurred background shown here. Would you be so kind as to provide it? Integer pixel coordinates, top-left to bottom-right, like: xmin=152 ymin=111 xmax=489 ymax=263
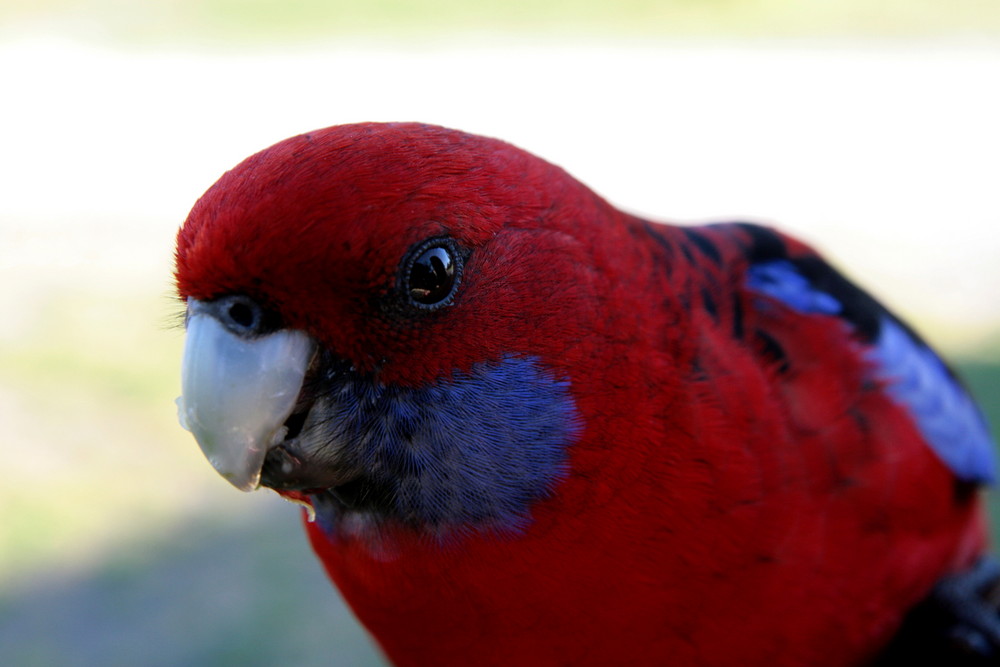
xmin=1 ymin=1 xmax=998 ymax=665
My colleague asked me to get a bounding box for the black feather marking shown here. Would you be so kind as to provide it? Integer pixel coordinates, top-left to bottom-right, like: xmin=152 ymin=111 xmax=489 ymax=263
xmin=731 ymin=293 xmax=745 ymax=339
xmin=679 ymin=242 xmax=694 ymax=263
xmin=753 ymin=328 xmax=789 ymax=374
xmin=682 ymin=227 xmax=723 ymax=265
xmin=729 ymin=222 xmax=789 ymax=263
xmin=701 ymin=287 xmax=719 ymax=321
xmin=678 ymin=290 xmax=691 ymax=313
xmin=638 ymin=220 xmax=676 ymax=262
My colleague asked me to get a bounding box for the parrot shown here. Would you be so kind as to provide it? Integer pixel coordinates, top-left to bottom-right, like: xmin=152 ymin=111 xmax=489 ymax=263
xmin=174 ymin=122 xmax=1000 ymax=666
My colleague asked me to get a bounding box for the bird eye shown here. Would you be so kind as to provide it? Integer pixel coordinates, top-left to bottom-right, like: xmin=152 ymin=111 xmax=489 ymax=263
xmin=403 ymin=238 xmax=462 ymax=309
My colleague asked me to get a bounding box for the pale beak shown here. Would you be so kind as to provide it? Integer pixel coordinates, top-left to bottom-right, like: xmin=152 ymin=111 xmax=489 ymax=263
xmin=177 ymin=299 xmax=315 ymax=491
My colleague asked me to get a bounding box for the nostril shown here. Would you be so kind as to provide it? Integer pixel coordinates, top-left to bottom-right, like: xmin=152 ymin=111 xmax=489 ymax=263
xmin=204 ymin=294 xmax=279 ymax=337
xmin=228 ymin=301 xmax=256 ymax=329
xmin=191 ymin=294 xmax=283 ymax=337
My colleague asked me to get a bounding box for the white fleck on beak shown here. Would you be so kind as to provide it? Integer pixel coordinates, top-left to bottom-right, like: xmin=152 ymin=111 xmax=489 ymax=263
xmin=177 ymin=300 xmax=315 ymax=491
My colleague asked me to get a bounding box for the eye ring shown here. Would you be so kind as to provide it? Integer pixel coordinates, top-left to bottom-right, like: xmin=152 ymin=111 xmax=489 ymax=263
xmin=401 ymin=237 xmax=463 ymax=310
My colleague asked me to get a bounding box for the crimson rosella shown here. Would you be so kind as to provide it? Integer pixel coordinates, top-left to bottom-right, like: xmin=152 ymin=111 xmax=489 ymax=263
xmin=175 ymin=122 xmax=1000 ymax=665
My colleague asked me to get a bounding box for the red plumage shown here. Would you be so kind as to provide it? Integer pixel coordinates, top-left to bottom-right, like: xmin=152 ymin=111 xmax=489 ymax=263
xmin=175 ymin=123 xmax=991 ymax=665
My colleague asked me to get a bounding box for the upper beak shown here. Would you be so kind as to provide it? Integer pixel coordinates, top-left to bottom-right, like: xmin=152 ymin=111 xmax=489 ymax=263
xmin=177 ymin=299 xmax=315 ymax=491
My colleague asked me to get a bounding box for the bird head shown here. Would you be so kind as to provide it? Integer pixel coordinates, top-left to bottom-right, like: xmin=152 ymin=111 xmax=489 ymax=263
xmin=174 ymin=123 xmax=620 ymax=534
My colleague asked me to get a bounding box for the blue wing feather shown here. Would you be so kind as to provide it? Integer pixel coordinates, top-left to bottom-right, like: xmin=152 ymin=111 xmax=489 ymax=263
xmin=866 ymin=318 xmax=996 ymax=484
xmin=745 ymin=257 xmax=996 ymax=485
xmin=747 ymin=260 xmax=842 ymax=316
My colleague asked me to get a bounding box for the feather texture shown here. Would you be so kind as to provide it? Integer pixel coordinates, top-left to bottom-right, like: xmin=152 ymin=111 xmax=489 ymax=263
xmin=175 ymin=123 xmax=994 ymax=666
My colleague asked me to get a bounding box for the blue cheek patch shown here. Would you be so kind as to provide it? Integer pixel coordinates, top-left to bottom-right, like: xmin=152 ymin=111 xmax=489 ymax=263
xmin=312 ymin=355 xmax=581 ymax=534
xmin=746 ymin=259 xmax=996 ymax=485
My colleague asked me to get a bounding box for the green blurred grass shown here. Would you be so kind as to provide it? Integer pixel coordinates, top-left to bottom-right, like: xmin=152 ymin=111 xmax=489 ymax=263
xmin=0 ymin=289 xmax=188 ymax=577
xmin=3 ymin=0 xmax=1000 ymax=43
xmin=0 ymin=500 xmax=386 ymax=667
xmin=0 ymin=286 xmax=387 ymax=665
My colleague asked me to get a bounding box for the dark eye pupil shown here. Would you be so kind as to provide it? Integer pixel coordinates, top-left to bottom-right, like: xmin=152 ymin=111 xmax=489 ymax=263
xmin=409 ymin=246 xmax=456 ymax=305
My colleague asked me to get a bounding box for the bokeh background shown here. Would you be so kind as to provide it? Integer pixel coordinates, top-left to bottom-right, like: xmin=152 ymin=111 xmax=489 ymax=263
xmin=1 ymin=2 xmax=999 ymax=665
